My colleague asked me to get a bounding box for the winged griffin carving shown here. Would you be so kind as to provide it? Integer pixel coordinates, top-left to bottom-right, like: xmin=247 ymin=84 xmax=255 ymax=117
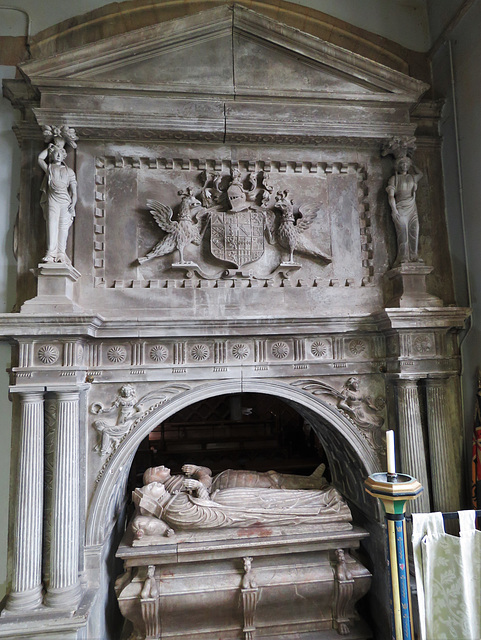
xmin=138 ymin=170 xmax=332 ymax=274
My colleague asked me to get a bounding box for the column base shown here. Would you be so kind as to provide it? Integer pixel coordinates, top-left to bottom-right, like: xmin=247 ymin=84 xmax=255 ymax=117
xmin=384 ymin=263 xmax=443 ymax=308
xmin=44 ymin=582 xmax=82 ymax=611
xmin=20 ymin=263 xmax=83 ymax=314
xmin=3 ymin=584 xmax=43 ymax=613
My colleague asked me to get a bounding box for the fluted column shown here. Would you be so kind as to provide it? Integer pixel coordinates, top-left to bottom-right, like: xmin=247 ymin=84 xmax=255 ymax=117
xmin=425 ymin=377 xmax=462 ymax=512
xmin=395 ymin=378 xmax=431 ymax=513
xmin=45 ymin=391 xmax=81 ymax=609
xmin=5 ymin=391 xmax=44 ymax=611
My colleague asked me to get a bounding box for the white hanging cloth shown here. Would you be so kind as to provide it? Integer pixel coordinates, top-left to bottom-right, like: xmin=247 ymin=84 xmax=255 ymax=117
xmin=412 ymin=510 xmax=481 ymax=640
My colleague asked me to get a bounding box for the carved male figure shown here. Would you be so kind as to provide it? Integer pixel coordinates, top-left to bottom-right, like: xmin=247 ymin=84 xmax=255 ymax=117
xmin=38 ymin=142 xmax=77 ymax=264
xmin=386 ymin=155 xmax=423 ymax=265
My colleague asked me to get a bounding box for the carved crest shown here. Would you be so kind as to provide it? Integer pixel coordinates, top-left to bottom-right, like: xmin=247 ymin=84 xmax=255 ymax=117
xmin=210 ymin=210 xmax=265 ymax=268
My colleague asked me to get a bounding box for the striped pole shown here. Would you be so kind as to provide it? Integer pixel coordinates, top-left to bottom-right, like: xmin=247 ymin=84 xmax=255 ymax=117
xmin=365 ymin=472 xmax=422 ymax=640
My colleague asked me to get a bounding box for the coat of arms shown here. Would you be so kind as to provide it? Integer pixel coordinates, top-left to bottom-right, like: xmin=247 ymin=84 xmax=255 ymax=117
xmin=138 ymin=168 xmax=332 ymax=277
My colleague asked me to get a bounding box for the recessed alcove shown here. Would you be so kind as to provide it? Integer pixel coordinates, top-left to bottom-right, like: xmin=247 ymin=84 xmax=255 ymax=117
xmin=129 ymin=393 xmax=328 ymax=489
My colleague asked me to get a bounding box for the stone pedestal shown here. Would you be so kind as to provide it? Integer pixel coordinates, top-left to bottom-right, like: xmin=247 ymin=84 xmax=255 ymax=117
xmin=4 ymin=391 xmax=44 ymax=612
xmin=395 ymin=378 xmax=431 ymax=513
xmin=45 ymin=391 xmax=82 ymax=610
xmin=21 ymin=263 xmax=82 ymax=314
xmin=385 ymin=264 xmax=443 ymax=308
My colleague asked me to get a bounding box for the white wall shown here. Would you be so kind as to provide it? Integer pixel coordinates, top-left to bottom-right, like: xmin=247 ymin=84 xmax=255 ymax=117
xmin=0 ymin=0 xmax=432 ymax=602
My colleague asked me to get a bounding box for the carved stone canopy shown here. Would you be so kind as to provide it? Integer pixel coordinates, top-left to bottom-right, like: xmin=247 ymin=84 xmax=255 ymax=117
xmin=15 ymin=4 xmax=428 ymax=144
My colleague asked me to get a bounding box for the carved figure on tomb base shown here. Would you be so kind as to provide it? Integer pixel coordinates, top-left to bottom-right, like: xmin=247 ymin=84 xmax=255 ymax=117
xmin=130 ymin=463 xmax=350 ymax=538
xmin=38 ymin=125 xmax=78 ymax=264
xmin=138 ymin=188 xmax=204 ymax=265
xmin=382 ymin=136 xmax=423 ymax=265
xmin=265 ymin=190 xmax=331 ymax=265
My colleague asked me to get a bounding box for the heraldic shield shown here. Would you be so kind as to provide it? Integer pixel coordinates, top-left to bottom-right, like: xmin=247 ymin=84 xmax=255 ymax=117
xmin=210 ymin=210 xmax=265 ymax=268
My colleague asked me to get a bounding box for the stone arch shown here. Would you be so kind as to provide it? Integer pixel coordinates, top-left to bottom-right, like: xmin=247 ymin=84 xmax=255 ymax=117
xmin=86 ymin=378 xmax=382 ymax=546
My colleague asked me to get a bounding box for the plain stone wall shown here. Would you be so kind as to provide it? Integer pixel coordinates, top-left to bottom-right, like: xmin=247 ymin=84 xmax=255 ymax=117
xmin=0 ymin=0 xmax=435 ymax=601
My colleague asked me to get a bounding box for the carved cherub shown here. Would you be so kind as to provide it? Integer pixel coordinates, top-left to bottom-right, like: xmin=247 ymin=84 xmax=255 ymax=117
xmin=138 ymin=188 xmax=204 ymax=265
xmin=266 ymin=190 xmax=331 ymax=264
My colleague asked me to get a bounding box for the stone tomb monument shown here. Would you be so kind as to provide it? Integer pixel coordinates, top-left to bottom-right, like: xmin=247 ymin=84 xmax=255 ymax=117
xmin=0 ymin=4 xmax=469 ymax=639
xmin=116 ymin=464 xmax=371 ymax=639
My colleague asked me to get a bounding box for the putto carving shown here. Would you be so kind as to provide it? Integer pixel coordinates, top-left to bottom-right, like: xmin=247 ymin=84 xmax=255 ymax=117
xmin=382 ymin=136 xmax=423 ymax=265
xmin=38 ymin=125 xmax=78 ymax=265
xmin=91 ymin=384 xmax=190 ymax=457
xmin=291 ymin=377 xmax=385 ymax=448
xmin=138 ymin=169 xmax=331 ymax=277
xmin=266 ymin=190 xmax=331 ymax=265
xmin=138 ymin=189 xmax=204 ymax=265
xmin=37 ymin=344 xmax=60 ymax=365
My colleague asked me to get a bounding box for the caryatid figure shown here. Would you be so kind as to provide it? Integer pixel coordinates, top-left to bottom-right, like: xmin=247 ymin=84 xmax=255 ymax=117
xmin=38 ymin=125 xmax=78 ymax=264
xmin=386 ymin=155 xmax=423 ymax=265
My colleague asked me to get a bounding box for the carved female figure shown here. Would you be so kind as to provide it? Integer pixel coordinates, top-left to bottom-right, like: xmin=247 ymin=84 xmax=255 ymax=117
xmin=386 ymin=155 xmax=423 ymax=265
xmin=38 ymin=142 xmax=77 ymax=264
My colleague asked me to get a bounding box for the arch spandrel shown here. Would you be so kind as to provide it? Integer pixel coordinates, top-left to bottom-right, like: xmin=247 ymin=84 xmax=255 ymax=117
xmin=86 ymin=378 xmax=382 ymax=547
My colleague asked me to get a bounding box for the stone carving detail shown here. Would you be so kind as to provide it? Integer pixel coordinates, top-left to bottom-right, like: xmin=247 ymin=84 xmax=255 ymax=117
xmin=413 ymin=334 xmax=433 ymax=354
xmin=38 ymin=125 xmax=78 ymax=265
xmin=140 ymin=565 xmax=161 ymax=640
xmin=232 ymin=343 xmax=250 ymax=360
xmin=149 ymin=345 xmax=168 ymax=362
xmin=311 ymin=340 xmax=329 ymax=358
xmin=382 ymin=136 xmax=423 ymax=266
xmin=130 ymin=463 xmax=350 ymax=538
xmin=348 ymin=339 xmax=366 ymax=356
xmin=91 ymin=384 xmax=189 ymax=456
xmin=37 ymin=345 xmax=60 ymax=365
xmin=291 ymin=377 xmax=385 ymax=449
xmin=333 ymin=549 xmax=355 ymax=636
xmin=107 ymin=346 xmax=127 ymax=363
xmin=138 ymin=169 xmax=332 ymax=277
xmin=190 ymin=344 xmax=210 ymax=361
xmin=138 ymin=189 xmax=204 ymax=265
xmin=266 ymin=190 xmax=331 ymax=265
xmin=271 ymin=341 xmax=289 ymax=359
xmin=241 ymin=557 xmax=259 ymax=640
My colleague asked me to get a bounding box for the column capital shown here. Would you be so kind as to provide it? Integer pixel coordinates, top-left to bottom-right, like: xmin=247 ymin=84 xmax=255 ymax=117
xmin=9 ymin=386 xmax=45 ymax=398
xmin=425 ymin=374 xmax=450 ymax=385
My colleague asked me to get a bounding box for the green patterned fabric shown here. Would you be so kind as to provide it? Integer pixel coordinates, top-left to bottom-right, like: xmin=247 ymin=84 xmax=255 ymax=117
xmin=412 ymin=511 xmax=481 ymax=640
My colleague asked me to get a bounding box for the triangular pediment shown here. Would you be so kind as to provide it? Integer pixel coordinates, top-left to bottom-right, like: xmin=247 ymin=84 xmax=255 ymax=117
xmin=20 ymin=4 xmax=428 ymax=102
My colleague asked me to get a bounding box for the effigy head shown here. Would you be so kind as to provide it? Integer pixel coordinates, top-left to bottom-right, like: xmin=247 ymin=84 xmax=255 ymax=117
xmin=143 ymin=465 xmax=171 ymax=485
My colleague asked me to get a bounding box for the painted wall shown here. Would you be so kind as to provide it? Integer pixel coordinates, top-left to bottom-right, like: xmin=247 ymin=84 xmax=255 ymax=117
xmin=0 ymin=0 xmax=440 ymax=603
xmin=427 ymin=0 xmax=481 ymax=492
